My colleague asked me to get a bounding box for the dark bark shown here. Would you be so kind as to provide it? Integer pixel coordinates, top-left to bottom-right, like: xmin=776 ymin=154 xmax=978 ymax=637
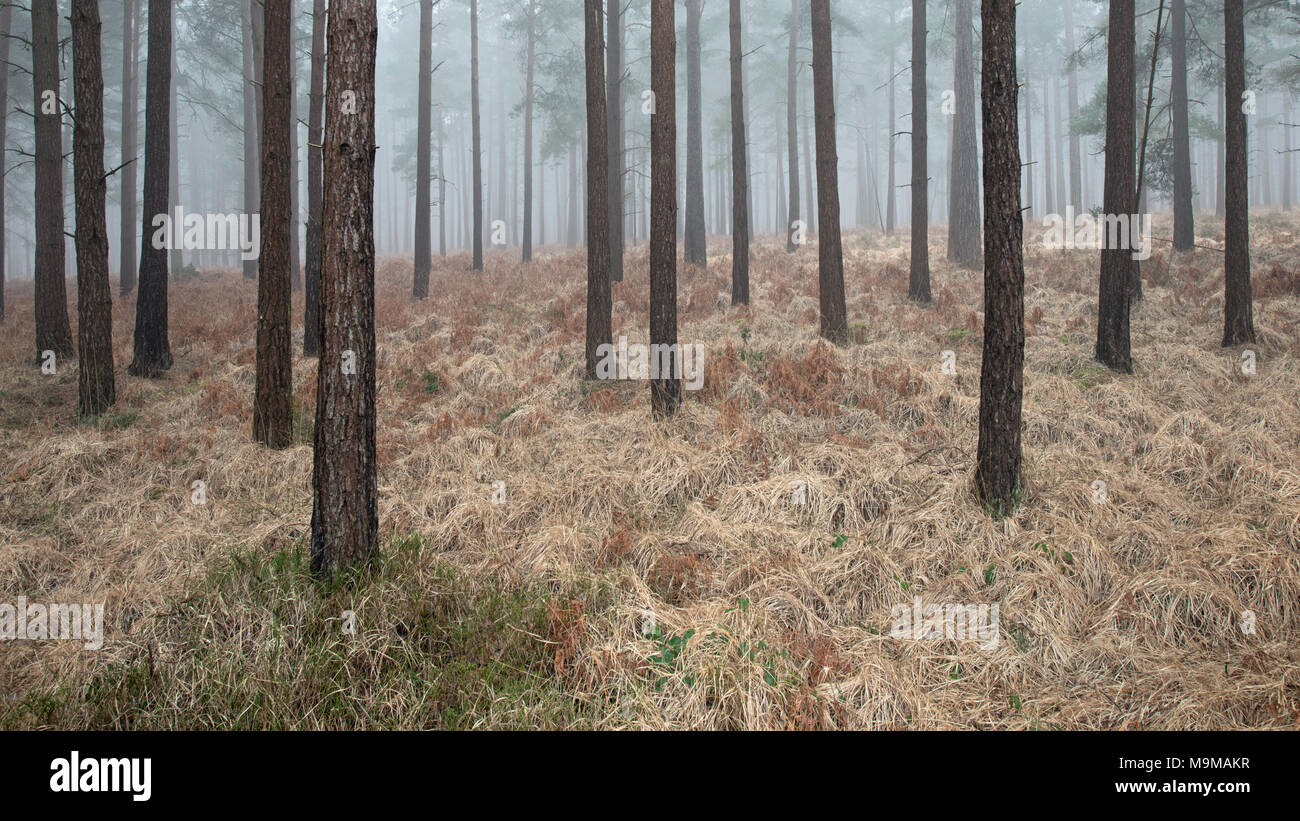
xmin=729 ymin=0 xmax=748 ymax=305
xmin=947 ymin=0 xmax=981 ymax=267
xmin=522 ymin=0 xmax=536 ymax=263
xmin=1222 ymin=0 xmax=1254 ymax=347
xmin=304 ymin=0 xmax=325 ymax=356
xmin=414 ymin=0 xmax=432 ymax=294
xmin=909 ymin=0 xmax=930 ymax=302
xmin=254 ymin=0 xmax=293 ymax=449
xmin=33 ymin=0 xmax=73 ymax=361
xmin=606 ymin=0 xmax=624 ymax=282
xmin=684 ymin=0 xmax=706 ymax=268
xmin=811 ymin=0 xmax=846 ymax=344
xmin=119 ymin=0 xmax=139 ymax=296
xmin=1096 ymin=0 xmax=1135 ymax=374
xmin=974 ymin=0 xmax=1025 ymax=516
xmin=471 ymin=0 xmax=483 ymax=271
xmin=1170 ymin=0 xmax=1194 ymax=251
xmin=288 ymin=0 xmax=300 ymax=291
xmin=311 ymin=0 xmax=379 ymax=576
xmin=786 ymin=0 xmax=800 ymax=253
xmin=649 ymin=0 xmax=679 ymax=419
xmin=584 ymin=0 xmax=611 ymax=381
xmin=72 ymin=0 xmax=116 ymax=417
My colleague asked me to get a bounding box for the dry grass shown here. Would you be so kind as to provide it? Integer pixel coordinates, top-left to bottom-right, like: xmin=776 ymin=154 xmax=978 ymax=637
xmin=2 ymin=213 xmax=1300 ymax=729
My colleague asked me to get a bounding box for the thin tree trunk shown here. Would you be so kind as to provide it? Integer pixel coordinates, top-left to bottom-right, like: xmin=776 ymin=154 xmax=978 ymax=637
xmin=948 ymin=0 xmax=981 ymax=267
xmin=72 ymin=0 xmax=115 ymax=417
xmin=242 ymin=0 xmax=259 ymax=280
xmin=606 ymin=0 xmax=624 ymax=282
xmin=1216 ymin=84 xmax=1226 ymax=218
xmin=728 ymin=0 xmax=749 ymax=305
xmin=685 ymin=0 xmax=706 ymax=268
xmin=1065 ymin=0 xmax=1082 ymax=213
xmin=32 ymin=0 xmax=73 ymax=360
xmin=1222 ymin=0 xmax=1254 ymax=346
xmin=471 ymin=0 xmax=483 ymax=271
xmin=304 ymin=0 xmax=325 ymax=356
xmin=414 ymin=0 xmax=432 ymax=294
xmin=1096 ymin=0 xmax=1135 ymax=374
xmin=1171 ymin=0 xmax=1194 ymax=249
xmin=811 ymin=0 xmax=846 ymax=343
xmin=119 ymin=0 xmax=139 ymax=296
xmin=438 ymin=106 xmax=447 ymax=257
xmin=649 ymin=0 xmax=679 ymax=418
xmin=584 ymin=0 xmax=610 ymax=380
xmin=0 ymin=0 xmax=11 ymax=320
xmin=568 ymin=140 xmax=579 ymax=247
xmin=169 ymin=28 xmax=181 ymax=278
xmin=909 ymin=0 xmax=931 ymax=301
xmin=311 ymin=0 xmax=378 ymax=576
xmin=886 ymin=14 xmax=896 ymax=235
xmin=786 ymin=0 xmax=800 ymax=252
xmin=522 ymin=0 xmax=536 ymax=262
xmin=288 ymin=0 xmax=300 ymax=291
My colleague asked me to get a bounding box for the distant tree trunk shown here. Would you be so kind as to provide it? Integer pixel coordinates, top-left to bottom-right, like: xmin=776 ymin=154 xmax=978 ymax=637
xmin=948 ymin=0 xmax=981 ymax=267
xmin=1024 ymin=76 xmax=1034 ymax=214
xmin=1285 ymin=94 xmax=1293 ymax=212
xmin=1216 ymin=84 xmax=1225 ymax=218
xmin=438 ymin=107 xmax=447 ymax=257
xmin=729 ymin=0 xmax=749 ymax=305
xmin=1096 ymin=0 xmax=1135 ymax=374
xmin=886 ymin=39 xmax=896 ymax=235
xmin=786 ymin=0 xmax=800 ymax=252
xmin=242 ymin=0 xmax=259 ymax=280
xmin=568 ymin=140 xmax=579 ymax=247
xmin=975 ymin=0 xmax=1025 ymax=516
xmin=169 ymin=31 xmax=181 ymax=279
xmin=1170 ymin=0 xmax=1194 ymax=251
xmin=471 ymin=0 xmax=483 ymax=271
xmin=522 ymin=0 xmax=536 ymax=263
xmin=0 ymin=0 xmax=11 ymax=320
xmin=304 ymin=0 xmax=325 ymax=356
xmin=802 ymin=74 xmax=815 ymax=233
xmin=1222 ymin=0 xmax=1254 ymax=347
xmin=71 ymin=0 xmax=116 ymax=417
xmin=32 ymin=0 xmax=74 ymax=361
xmin=584 ymin=0 xmax=610 ymax=381
xmin=1054 ymin=77 xmax=1066 ymax=215
xmin=649 ymin=0 xmax=680 ymax=418
xmin=119 ymin=0 xmax=139 ymax=296
xmin=606 ymin=0 xmax=624 ymax=283
xmin=254 ymin=0 xmax=293 ymax=449
xmin=1042 ymin=80 xmax=1054 ymax=216
xmin=909 ymin=0 xmax=930 ymax=302
xmin=811 ymin=0 xmax=846 ymax=344
xmin=413 ymin=0 xmax=432 ymax=295
xmin=1064 ymin=0 xmax=1082 ymax=213
xmin=684 ymin=0 xmax=706 ymax=268
xmin=311 ymin=0 xmax=378 ymax=576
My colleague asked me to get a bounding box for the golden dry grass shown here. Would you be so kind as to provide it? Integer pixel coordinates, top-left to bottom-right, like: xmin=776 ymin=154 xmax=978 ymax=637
xmin=2 ymin=212 xmax=1299 ymax=729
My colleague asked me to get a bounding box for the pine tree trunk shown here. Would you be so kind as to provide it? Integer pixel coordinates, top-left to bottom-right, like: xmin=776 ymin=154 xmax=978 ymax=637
xmin=729 ymin=0 xmax=749 ymax=305
xmin=254 ymin=0 xmax=293 ymax=449
xmin=311 ymin=0 xmax=378 ymax=576
xmin=169 ymin=34 xmax=181 ymax=278
xmin=32 ymin=0 xmax=74 ymax=361
xmin=119 ymin=0 xmax=139 ymax=296
xmin=438 ymin=106 xmax=447 ymax=257
xmin=1096 ymin=0 xmax=1135 ymax=373
xmin=72 ymin=0 xmax=116 ymax=417
xmin=909 ymin=0 xmax=931 ymax=302
xmin=288 ymin=0 xmax=301 ymax=291
xmin=886 ymin=44 xmax=896 ymax=235
xmin=606 ymin=0 xmax=624 ymax=283
xmin=568 ymin=140 xmax=579 ymax=247
xmin=1170 ymin=0 xmax=1194 ymax=250
xmin=584 ymin=0 xmax=611 ymax=381
xmin=242 ymin=0 xmax=259 ymax=280
xmin=413 ymin=0 xmax=432 ymax=294
xmin=1065 ymin=0 xmax=1082 ymax=213
xmin=786 ymin=0 xmax=800 ymax=252
xmin=1216 ymin=84 xmax=1226 ymax=218
xmin=1222 ymin=0 xmax=1255 ymax=347
xmin=947 ymin=0 xmax=981 ymax=267
xmin=975 ymin=0 xmax=1025 ymax=515
xmin=684 ymin=0 xmax=706 ymax=268
xmin=811 ymin=0 xmax=846 ymax=343
xmin=471 ymin=0 xmax=483 ymax=271
xmin=0 ymin=0 xmax=11 ymax=321
xmin=522 ymin=0 xmax=536 ymax=263
xmin=649 ymin=0 xmax=680 ymax=418
xmin=304 ymin=0 xmax=325 ymax=356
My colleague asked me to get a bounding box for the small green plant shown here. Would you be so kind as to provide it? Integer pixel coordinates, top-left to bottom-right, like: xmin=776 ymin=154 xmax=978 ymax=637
xmin=421 ymin=372 xmax=441 ymax=395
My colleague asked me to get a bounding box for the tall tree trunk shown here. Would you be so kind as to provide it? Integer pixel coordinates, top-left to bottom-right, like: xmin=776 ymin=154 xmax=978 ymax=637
xmin=584 ymin=0 xmax=610 ymax=381
xmin=1065 ymin=0 xmax=1082 ymax=213
xmin=169 ymin=29 xmax=181 ymax=279
xmin=568 ymin=140 xmax=579 ymax=247
xmin=1042 ymin=81 xmax=1054 ymax=217
xmin=684 ymin=0 xmax=706 ymax=268
xmin=0 ymin=0 xmax=10 ymax=320
xmin=304 ymin=0 xmax=325 ymax=356
xmin=72 ymin=0 xmax=115 ymax=417
xmin=909 ymin=0 xmax=930 ymax=302
xmin=1216 ymin=84 xmax=1226 ymax=218
xmin=811 ymin=0 xmax=846 ymax=343
xmin=1285 ymin=94 xmax=1293 ymax=212
xmin=1222 ymin=0 xmax=1254 ymax=347
xmin=1054 ymin=77 xmax=1066 ymax=215
xmin=975 ymin=0 xmax=1025 ymax=515
xmin=311 ymin=0 xmax=378 ymax=576
xmin=438 ymin=106 xmax=447 ymax=257
xmin=32 ymin=0 xmax=74 ymax=361
xmin=649 ymin=0 xmax=679 ymax=418
xmin=413 ymin=0 xmax=432 ymax=294
xmin=522 ymin=0 xmax=536 ymax=262
xmin=786 ymin=0 xmax=800 ymax=252
xmin=254 ymin=0 xmax=293 ymax=449
xmin=947 ymin=0 xmax=981 ymax=267
xmin=288 ymin=0 xmax=300 ymax=291
xmin=886 ymin=41 xmax=896 ymax=235
xmin=119 ymin=0 xmax=139 ymax=296
xmin=242 ymin=0 xmax=259 ymax=280
xmin=729 ymin=0 xmax=749 ymax=305
xmin=1096 ymin=0 xmax=1135 ymax=374
xmin=802 ymin=72 xmax=815 ymax=233
xmin=471 ymin=0 xmax=483 ymax=271
xmin=606 ymin=0 xmax=624 ymax=283
xmin=1024 ymin=75 xmax=1034 ymax=214
xmin=1170 ymin=0 xmax=1194 ymax=250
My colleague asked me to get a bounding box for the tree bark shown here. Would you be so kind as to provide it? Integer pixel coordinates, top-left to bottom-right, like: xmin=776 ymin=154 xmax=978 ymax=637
xmin=729 ymin=0 xmax=749 ymax=305
xmin=1222 ymin=0 xmax=1254 ymax=347
xmin=119 ymin=0 xmax=139 ymax=296
xmin=1170 ymin=0 xmax=1194 ymax=251
xmin=471 ymin=0 xmax=483 ymax=271
xmin=0 ymin=0 xmax=11 ymax=320
xmin=32 ymin=0 xmax=74 ymax=361
xmin=947 ymin=0 xmax=981 ymax=267
xmin=254 ymin=0 xmax=293 ymax=449
xmin=242 ymin=0 xmax=260 ymax=280
xmin=1096 ymin=0 xmax=1135 ymax=374
xmin=169 ymin=28 xmax=181 ymax=279
xmin=974 ymin=0 xmax=1025 ymax=516
xmin=522 ymin=0 xmax=536 ymax=263
xmin=786 ymin=0 xmax=800 ymax=253
xmin=311 ymin=0 xmax=379 ymax=576
xmin=1065 ymin=0 xmax=1082 ymax=213
xmin=414 ymin=0 xmax=432 ymax=294
xmin=684 ymin=0 xmax=706 ymax=268
xmin=584 ymin=0 xmax=611 ymax=381
xmin=649 ymin=0 xmax=679 ymax=418
xmin=909 ymin=0 xmax=930 ymax=302
xmin=304 ymin=0 xmax=325 ymax=356
xmin=606 ymin=0 xmax=624 ymax=283
xmin=811 ymin=0 xmax=846 ymax=344
xmin=72 ymin=0 xmax=116 ymax=417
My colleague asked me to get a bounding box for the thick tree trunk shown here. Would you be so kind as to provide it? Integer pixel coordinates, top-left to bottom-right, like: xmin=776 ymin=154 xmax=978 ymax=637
xmin=311 ymin=0 xmax=379 ymax=576
xmin=606 ymin=0 xmax=624 ymax=283
xmin=947 ymin=0 xmax=981 ymax=267
xmin=1171 ymin=0 xmax=1194 ymax=251
xmin=72 ymin=0 xmax=116 ymax=417
xmin=169 ymin=32 xmax=181 ymax=278
xmin=288 ymin=0 xmax=300 ymax=291
xmin=649 ymin=0 xmax=679 ymax=419
xmin=414 ymin=0 xmax=432 ymax=294
xmin=119 ymin=0 xmax=139 ymax=296
xmin=522 ymin=0 xmax=536 ymax=263
xmin=1096 ymin=0 xmax=1135 ymax=374
xmin=1065 ymin=0 xmax=1082 ymax=213
xmin=584 ymin=0 xmax=611 ymax=381
xmin=471 ymin=0 xmax=483 ymax=271
xmin=254 ymin=0 xmax=293 ymax=449
xmin=0 ymin=0 xmax=10 ymax=320
xmin=1222 ymin=0 xmax=1254 ymax=347
xmin=975 ymin=0 xmax=1025 ymax=516
xmin=811 ymin=0 xmax=846 ymax=344
xmin=684 ymin=0 xmax=706 ymax=268
xmin=909 ymin=0 xmax=930 ymax=302
xmin=786 ymin=0 xmax=800 ymax=252
xmin=304 ymin=0 xmax=325 ymax=356
xmin=242 ymin=0 xmax=260 ymax=280
xmin=32 ymin=0 xmax=73 ymax=361
xmin=729 ymin=0 xmax=749 ymax=305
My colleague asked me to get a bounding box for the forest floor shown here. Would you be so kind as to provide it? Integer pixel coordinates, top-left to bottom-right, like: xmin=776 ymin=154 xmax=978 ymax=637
xmin=3 ymin=213 xmax=1300 ymax=729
